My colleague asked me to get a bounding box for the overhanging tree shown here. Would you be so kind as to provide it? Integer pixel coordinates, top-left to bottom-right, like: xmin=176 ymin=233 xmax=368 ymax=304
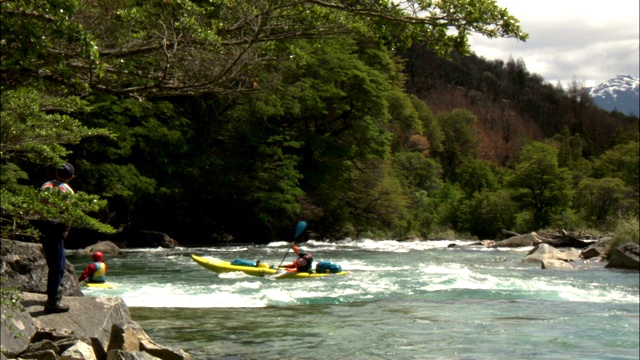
xmin=508 ymin=141 xmax=572 ymax=230
xmin=1 ymin=0 xmax=530 ymax=241
xmin=0 ymin=88 xmax=115 ymax=238
xmin=2 ymin=0 xmax=527 ymax=100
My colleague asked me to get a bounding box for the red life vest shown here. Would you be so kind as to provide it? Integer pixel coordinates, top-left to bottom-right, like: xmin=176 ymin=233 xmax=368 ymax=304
xmin=295 ymin=253 xmax=313 ymax=272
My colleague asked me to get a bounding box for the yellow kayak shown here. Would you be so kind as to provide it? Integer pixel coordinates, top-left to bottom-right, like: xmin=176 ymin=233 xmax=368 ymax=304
xmin=82 ymin=281 xmax=115 ymax=289
xmin=191 ymin=255 xmax=348 ymax=279
xmin=191 ymin=255 xmax=277 ymax=276
xmin=275 ymin=269 xmax=349 ymax=279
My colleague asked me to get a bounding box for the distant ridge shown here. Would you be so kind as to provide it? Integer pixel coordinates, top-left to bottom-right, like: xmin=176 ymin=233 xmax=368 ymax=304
xmin=588 ymin=75 xmax=639 ymax=117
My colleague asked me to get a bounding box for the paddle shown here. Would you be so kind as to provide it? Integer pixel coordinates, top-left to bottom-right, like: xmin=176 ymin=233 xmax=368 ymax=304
xmin=276 ymin=221 xmax=307 ymax=271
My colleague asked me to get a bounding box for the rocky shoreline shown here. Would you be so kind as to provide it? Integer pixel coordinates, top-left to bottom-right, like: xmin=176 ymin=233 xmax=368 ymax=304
xmin=447 ymin=229 xmax=639 ymax=270
xmin=1 ymin=239 xmax=190 ymax=360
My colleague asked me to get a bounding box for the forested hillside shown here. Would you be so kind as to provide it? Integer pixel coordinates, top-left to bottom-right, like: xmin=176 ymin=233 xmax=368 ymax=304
xmin=403 ymin=45 xmax=638 ymax=164
xmin=2 ymin=1 xmax=637 ymax=246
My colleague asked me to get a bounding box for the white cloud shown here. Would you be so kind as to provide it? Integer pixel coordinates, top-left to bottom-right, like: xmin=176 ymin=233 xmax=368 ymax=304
xmin=469 ymin=0 xmax=639 ymax=87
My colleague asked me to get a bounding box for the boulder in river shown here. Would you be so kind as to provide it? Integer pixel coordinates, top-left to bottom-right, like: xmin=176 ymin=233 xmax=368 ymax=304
xmin=581 ymin=237 xmax=613 ymax=260
xmin=605 ymin=243 xmax=640 ymax=270
xmin=523 ymin=243 xmax=569 ymax=263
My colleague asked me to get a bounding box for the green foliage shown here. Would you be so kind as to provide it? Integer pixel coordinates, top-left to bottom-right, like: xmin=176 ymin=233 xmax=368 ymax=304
xmin=425 ymin=183 xmax=465 ymax=236
xmin=390 ymin=152 xmax=444 ymax=237
xmin=387 ymin=90 xmax=422 ymax=139
xmin=1 ymin=186 xmax=115 ymax=236
xmin=247 ymin=138 xmax=305 ymax=225
xmin=68 ymin=95 xmax=194 ymax=229
xmin=406 ymin=183 xmax=464 ymax=239
xmin=0 ymin=87 xmax=114 ymax=237
xmin=345 ymin=159 xmax=411 ymax=238
xmin=1 ymin=0 xmax=96 ymax=92
xmin=608 ymin=217 xmax=640 ymax=256
xmin=409 ymin=95 xmax=443 ymax=153
xmin=81 ymin=163 xmax=156 ymax=199
xmin=228 ymin=39 xmax=415 ymax=236
xmin=432 ymin=109 xmax=478 ymax=182
xmin=574 ymin=177 xmax=627 ymax=227
xmin=411 ymin=190 xmax=439 ymax=236
xmin=6 ymin=0 xmax=634 ymax=242
xmin=459 ymin=189 xmax=516 ymax=238
xmin=0 ymin=283 xmax=23 ymax=312
xmin=456 ymin=158 xmax=500 ymax=197
xmin=1 ymin=0 xmax=527 ymax=100
xmin=1 ymin=88 xmax=111 ymax=164
xmin=508 ymin=141 xmax=572 ymax=229
xmin=512 ymin=210 xmax=536 ymax=234
xmin=555 ymin=126 xmax=584 ymax=169
xmin=592 ymin=140 xmax=639 ymax=193
xmin=391 ymin=152 xmax=443 ymax=191
xmin=549 ymin=209 xmax=587 ymax=231
xmin=0 ymin=285 xmax=24 ymax=340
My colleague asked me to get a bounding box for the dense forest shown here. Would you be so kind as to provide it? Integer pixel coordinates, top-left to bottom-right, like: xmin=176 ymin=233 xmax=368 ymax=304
xmin=1 ymin=0 xmax=638 ymax=246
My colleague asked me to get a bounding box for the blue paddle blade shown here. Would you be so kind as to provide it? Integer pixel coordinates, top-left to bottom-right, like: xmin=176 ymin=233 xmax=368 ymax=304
xmin=294 ymin=221 xmax=307 ymax=239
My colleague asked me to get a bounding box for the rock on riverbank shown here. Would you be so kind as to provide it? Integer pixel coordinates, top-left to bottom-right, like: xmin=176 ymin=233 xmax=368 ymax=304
xmin=447 ymin=229 xmax=639 ymax=270
xmin=1 ymin=239 xmax=190 ymax=360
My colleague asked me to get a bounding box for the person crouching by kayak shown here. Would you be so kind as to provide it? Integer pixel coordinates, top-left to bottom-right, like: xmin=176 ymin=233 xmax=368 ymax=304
xmin=78 ymin=251 xmax=108 ymax=283
xmin=285 ymin=243 xmax=313 ymax=272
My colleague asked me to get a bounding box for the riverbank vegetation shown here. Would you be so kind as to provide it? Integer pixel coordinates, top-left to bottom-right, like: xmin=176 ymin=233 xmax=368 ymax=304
xmin=1 ymin=1 xmax=637 ymax=245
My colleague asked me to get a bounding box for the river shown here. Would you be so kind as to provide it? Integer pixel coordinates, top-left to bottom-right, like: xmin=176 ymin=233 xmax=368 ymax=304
xmin=69 ymin=239 xmax=639 ymax=360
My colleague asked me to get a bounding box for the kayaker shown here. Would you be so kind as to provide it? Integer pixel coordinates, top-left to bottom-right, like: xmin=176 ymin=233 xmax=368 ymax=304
xmin=78 ymin=251 xmax=108 ymax=283
xmin=284 ymin=243 xmax=313 ymax=272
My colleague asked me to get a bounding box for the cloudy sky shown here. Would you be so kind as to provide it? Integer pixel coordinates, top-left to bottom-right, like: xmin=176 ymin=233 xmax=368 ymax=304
xmin=468 ymin=0 xmax=639 ymax=88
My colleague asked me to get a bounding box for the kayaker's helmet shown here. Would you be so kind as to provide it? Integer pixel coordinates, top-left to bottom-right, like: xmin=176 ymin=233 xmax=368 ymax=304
xmin=93 ymin=251 xmax=104 ymax=262
xmin=298 ymin=248 xmax=307 ymax=256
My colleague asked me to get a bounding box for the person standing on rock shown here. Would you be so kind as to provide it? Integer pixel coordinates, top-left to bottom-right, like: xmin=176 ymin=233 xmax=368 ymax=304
xmin=39 ymin=162 xmax=75 ymax=313
xmin=78 ymin=251 xmax=108 ymax=284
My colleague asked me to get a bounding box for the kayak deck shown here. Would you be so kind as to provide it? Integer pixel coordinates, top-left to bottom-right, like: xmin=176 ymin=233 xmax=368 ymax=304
xmin=191 ymin=255 xmax=277 ymax=276
xmin=82 ymin=281 xmax=115 ymax=289
xmin=191 ymin=254 xmax=348 ymax=279
xmin=275 ymin=270 xmax=349 ymax=279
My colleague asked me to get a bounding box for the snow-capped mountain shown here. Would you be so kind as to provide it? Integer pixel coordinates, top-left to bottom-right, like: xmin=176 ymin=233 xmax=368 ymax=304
xmin=589 ymin=75 xmax=639 ymax=117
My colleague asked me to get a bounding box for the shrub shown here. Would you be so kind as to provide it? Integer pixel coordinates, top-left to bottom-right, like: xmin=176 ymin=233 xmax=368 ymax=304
xmin=607 ymin=217 xmax=640 ymax=255
xmin=513 ymin=210 xmax=536 ymax=233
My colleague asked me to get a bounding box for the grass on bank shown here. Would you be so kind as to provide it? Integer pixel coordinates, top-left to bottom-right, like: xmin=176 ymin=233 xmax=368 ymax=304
xmin=607 ymin=216 xmax=640 ymax=256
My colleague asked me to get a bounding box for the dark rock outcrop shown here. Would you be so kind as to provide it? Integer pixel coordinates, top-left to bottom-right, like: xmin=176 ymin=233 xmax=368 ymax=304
xmin=581 ymin=237 xmax=613 ymax=260
xmin=1 ymin=240 xmax=82 ymax=297
xmin=63 ymin=226 xmax=180 ymax=250
xmin=108 ymin=230 xmax=180 ymax=249
xmin=1 ymin=239 xmax=190 ymax=360
xmin=605 ymin=243 xmax=640 ymax=270
xmin=84 ymin=241 xmax=123 ymax=256
xmin=535 ymin=230 xmax=593 ymax=248
xmin=66 ymin=241 xmax=123 ymax=260
xmin=1 ymin=293 xmax=190 ymax=360
xmin=490 ymin=229 xmax=600 ymax=249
